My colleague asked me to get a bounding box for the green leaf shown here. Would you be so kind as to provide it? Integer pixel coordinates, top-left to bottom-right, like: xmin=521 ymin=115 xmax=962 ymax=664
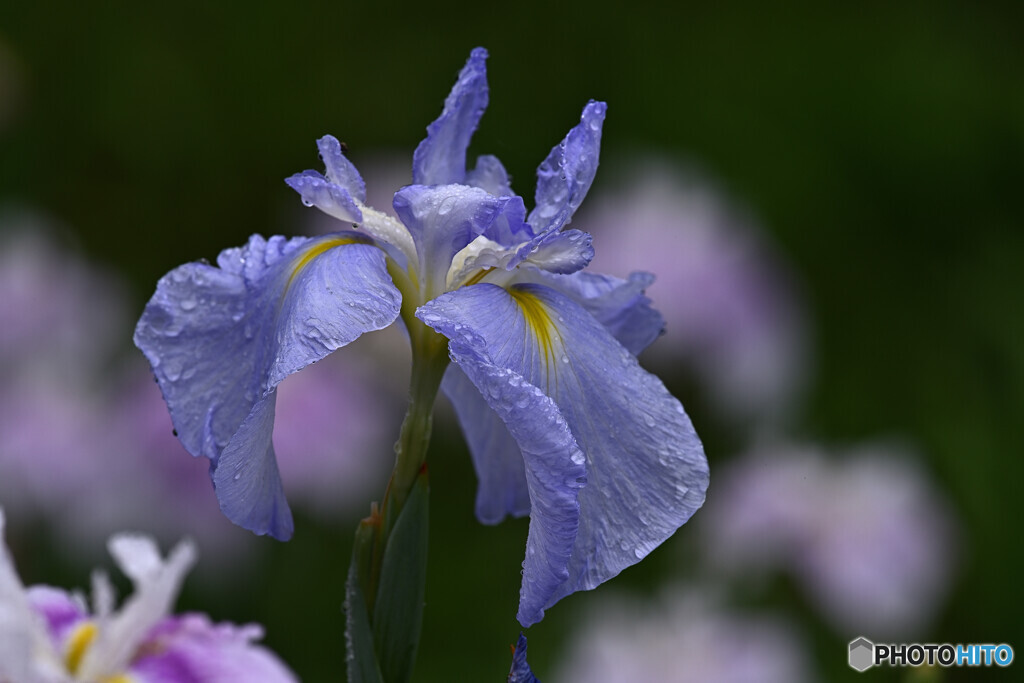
xmin=372 ymin=468 xmax=430 ymax=683
xmin=345 ymin=518 xmax=385 ymax=683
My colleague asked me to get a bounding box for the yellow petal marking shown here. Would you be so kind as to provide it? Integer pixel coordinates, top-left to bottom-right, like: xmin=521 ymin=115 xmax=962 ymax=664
xmin=509 ymin=286 xmax=555 ymax=368
xmin=65 ymin=621 xmax=98 ymax=675
xmin=287 ymin=236 xmax=365 ymax=288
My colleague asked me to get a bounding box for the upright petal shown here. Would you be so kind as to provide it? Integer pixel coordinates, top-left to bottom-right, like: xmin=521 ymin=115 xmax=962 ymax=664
xmin=393 ymin=184 xmax=527 ymax=298
xmin=317 ymin=135 xmax=366 ymax=203
xmin=134 ymin=234 xmax=401 ymax=538
xmin=418 ymin=283 xmax=708 ymax=618
xmin=284 ymin=170 xmax=363 ymax=224
xmin=413 ymin=47 xmax=489 ymax=185
xmin=526 ymin=101 xmax=607 ymax=237
xmin=466 ymin=154 xmax=515 ymax=197
xmin=441 ymin=347 xmax=585 ymax=627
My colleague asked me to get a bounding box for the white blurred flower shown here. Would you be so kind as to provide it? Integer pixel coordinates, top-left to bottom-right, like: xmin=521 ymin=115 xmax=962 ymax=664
xmin=0 ymin=509 xmax=296 ymax=682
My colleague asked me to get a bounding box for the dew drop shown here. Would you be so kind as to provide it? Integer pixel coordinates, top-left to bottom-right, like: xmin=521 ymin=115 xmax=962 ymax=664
xmin=571 ymin=452 xmax=585 ymax=465
xmin=560 ymin=355 xmax=569 ymax=364
xmin=233 ymin=472 xmax=242 ymax=481
xmin=180 ymin=298 xmax=197 ymax=311
xmin=301 ymin=199 xmax=313 ymax=207
xmin=633 ymin=547 xmax=645 ymax=559
xmin=642 ymin=414 xmax=655 ymax=427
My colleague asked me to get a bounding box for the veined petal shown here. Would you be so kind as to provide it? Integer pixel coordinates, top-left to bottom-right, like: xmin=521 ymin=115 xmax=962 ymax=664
xmin=413 ymin=47 xmax=489 ymax=185
xmin=134 ymin=234 xmax=400 ymax=538
xmin=442 ymin=348 xmax=585 ymax=627
xmin=393 ymin=184 xmax=526 ymax=298
xmin=284 ymin=171 xmax=363 ymax=224
xmin=519 ymin=270 xmax=664 ymax=356
xmin=441 ymin=365 xmax=531 ymax=524
xmin=526 ymin=101 xmax=607 ymax=237
xmin=129 ymin=614 xmax=297 ymax=683
xmin=441 ymin=270 xmax=662 ymax=526
xmin=465 ymin=154 xmax=514 ymax=197
xmin=317 ymin=135 xmax=366 ymax=203
xmin=418 ymin=283 xmax=708 ymax=617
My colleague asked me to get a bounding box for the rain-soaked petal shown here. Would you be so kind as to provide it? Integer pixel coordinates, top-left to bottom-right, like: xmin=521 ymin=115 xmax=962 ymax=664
xmin=413 ymin=47 xmax=489 ymax=186
xmin=418 ymin=283 xmax=707 ymax=619
xmin=135 ymin=233 xmax=400 ymax=538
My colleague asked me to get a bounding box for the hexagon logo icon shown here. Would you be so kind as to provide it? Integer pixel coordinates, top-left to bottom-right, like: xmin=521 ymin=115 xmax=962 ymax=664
xmin=849 ymin=637 xmax=874 ymax=672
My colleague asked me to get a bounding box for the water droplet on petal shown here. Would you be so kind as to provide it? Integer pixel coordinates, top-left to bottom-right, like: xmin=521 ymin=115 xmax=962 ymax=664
xmin=180 ymin=298 xmax=197 ymax=311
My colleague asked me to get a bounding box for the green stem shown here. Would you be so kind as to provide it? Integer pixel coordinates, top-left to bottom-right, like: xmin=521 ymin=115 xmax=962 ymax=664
xmin=363 ymin=312 xmax=448 ymax=613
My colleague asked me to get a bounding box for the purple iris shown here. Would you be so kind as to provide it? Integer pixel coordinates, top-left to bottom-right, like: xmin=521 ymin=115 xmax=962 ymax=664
xmin=135 ymin=47 xmax=709 ymax=627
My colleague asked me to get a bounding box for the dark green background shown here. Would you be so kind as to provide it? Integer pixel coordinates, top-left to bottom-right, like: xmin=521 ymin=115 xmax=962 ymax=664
xmin=1 ymin=1 xmax=1021 ymax=680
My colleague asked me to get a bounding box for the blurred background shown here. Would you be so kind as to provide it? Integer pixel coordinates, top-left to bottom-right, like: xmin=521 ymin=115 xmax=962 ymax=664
xmin=1 ymin=1 xmax=1021 ymax=680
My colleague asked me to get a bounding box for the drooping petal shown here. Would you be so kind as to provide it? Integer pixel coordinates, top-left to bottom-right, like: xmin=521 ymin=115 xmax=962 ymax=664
xmin=418 ymin=283 xmax=708 ymax=619
xmin=317 ymin=135 xmax=366 ymax=203
xmin=284 ymin=170 xmax=363 ymax=224
xmin=526 ymin=101 xmax=607 ymax=237
xmin=465 ymin=154 xmax=514 ymax=197
xmin=440 ymin=347 xmax=585 ymax=627
xmin=412 ymin=47 xmax=489 ymax=185
xmin=211 ymin=394 xmax=292 ymax=541
xmin=440 ymin=365 xmax=531 ymax=524
xmin=129 ymin=614 xmax=298 ymax=683
xmin=79 ymin=536 xmax=197 ymax=680
xmin=393 ymin=184 xmax=527 ymax=298
xmin=441 ymin=270 xmax=664 ymax=522
xmin=508 ymin=632 xmax=542 ymax=683
xmin=134 ymin=234 xmax=400 ymax=538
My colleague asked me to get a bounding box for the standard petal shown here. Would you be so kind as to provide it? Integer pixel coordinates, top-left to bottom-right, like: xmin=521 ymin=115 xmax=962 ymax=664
xmin=135 ymin=234 xmax=400 ymax=538
xmin=440 ymin=365 xmax=531 ymax=524
xmin=284 ymin=171 xmax=363 ymax=224
xmin=443 ymin=348 xmax=585 ymax=627
xmin=393 ymin=184 xmax=526 ymax=298
xmin=526 ymin=101 xmax=607 ymax=236
xmin=212 ymin=394 xmax=293 ymax=540
xmin=412 ymin=47 xmax=489 ymax=185
xmin=129 ymin=614 xmax=298 ymax=683
xmin=465 ymin=154 xmax=514 ymax=197
xmin=317 ymin=135 xmax=366 ymax=203
xmin=419 ymin=283 xmax=708 ymax=616
xmin=517 ymin=229 xmax=594 ymax=275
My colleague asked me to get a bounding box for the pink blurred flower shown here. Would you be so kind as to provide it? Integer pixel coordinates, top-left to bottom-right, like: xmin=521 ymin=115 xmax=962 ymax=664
xmin=577 ymin=159 xmax=810 ymax=426
xmin=701 ymin=442 xmax=959 ymax=638
xmin=0 ymin=217 xmax=397 ymax=567
xmin=555 ymin=589 xmax=812 ymax=683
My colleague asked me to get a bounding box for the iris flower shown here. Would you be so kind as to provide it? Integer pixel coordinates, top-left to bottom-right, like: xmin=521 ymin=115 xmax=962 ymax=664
xmin=135 ymin=48 xmax=709 ymax=626
xmin=0 ymin=509 xmax=295 ymax=683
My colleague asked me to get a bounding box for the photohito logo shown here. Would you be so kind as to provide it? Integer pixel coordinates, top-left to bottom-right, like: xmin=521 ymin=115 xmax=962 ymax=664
xmin=848 ymin=636 xmax=1014 ymax=671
